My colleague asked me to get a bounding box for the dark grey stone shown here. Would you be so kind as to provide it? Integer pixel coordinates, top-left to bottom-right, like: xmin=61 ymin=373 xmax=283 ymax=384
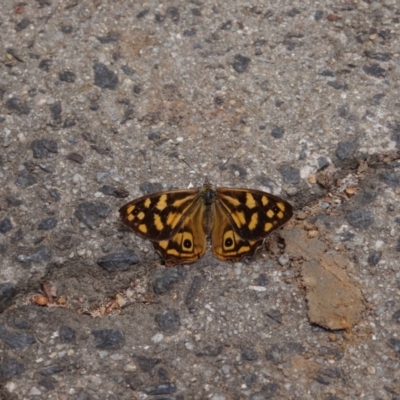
xmin=134 ymin=355 xmax=160 ymax=373
xmin=121 ymin=104 xmax=134 ymax=125
xmin=271 ymin=127 xmax=284 ymax=138
xmin=93 ymin=63 xmax=119 ymax=90
xmin=367 ymin=251 xmax=382 ymax=266
xmin=50 ymin=101 xmax=62 ymax=124
xmin=136 ymin=9 xmax=149 ymax=18
xmin=265 ymin=344 xmax=284 ymax=364
xmin=0 ymin=282 xmax=17 ymax=313
xmin=15 ymin=172 xmax=37 ymax=188
xmin=0 ymin=357 xmax=25 ymax=378
xmin=314 ymin=10 xmax=323 ymax=21
xmin=96 ymin=34 xmax=121 ymax=44
xmin=157 ymin=366 xmax=170 ymax=381
xmin=63 ymin=118 xmax=76 ymax=128
xmin=96 ymin=249 xmax=139 ymax=271
xmin=0 ymin=331 xmax=36 ymax=349
xmin=364 ymin=51 xmax=391 ymax=61
xmin=31 ymin=138 xmax=58 ymax=158
xmin=139 ymin=181 xmax=163 ymax=194
xmin=155 ymin=13 xmax=166 ymax=23
xmin=16 ymin=18 xmax=30 ymax=32
xmin=232 ymin=54 xmax=251 ymax=73
xmin=152 ymin=268 xmax=186 ymax=295
xmin=340 ymin=231 xmax=355 ymax=242
xmin=318 ymin=69 xmax=334 ymax=76
xmin=371 ymin=93 xmax=385 ymax=106
xmin=363 ymin=63 xmax=387 ymax=78
xmin=92 ymin=329 xmax=124 ymax=350
xmin=286 ymin=342 xmax=305 ymax=354
xmin=315 ymin=375 xmax=330 ymax=385
xmin=346 ymin=210 xmax=374 ymax=229
xmin=67 ymin=152 xmax=84 ymax=164
xmin=220 ymin=20 xmax=232 ymax=30
xmin=148 ymin=131 xmax=161 ymax=140
xmin=74 ymin=202 xmax=112 ymax=229
xmin=143 ymin=382 xmax=177 ymax=395
xmin=17 ymin=245 xmax=51 ymax=264
xmin=318 ymin=367 xmax=342 ymax=379
xmin=266 ymin=309 xmax=282 ymax=324
xmin=185 ymin=275 xmax=202 ymax=311
xmin=166 ymin=7 xmax=179 ymax=23
xmin=49 ymin=188 xmax=61 ymax=202
xmin=125 ymin=374 xmax=143 ymax=390
xmin=133 ymin=84 xmax=142 ymax=94
xmin=38 ymin=163 xmax=54 ymax=173
xmin=98 ymin=185 xmax=128 ymax=198
xmin=244 ymin=373 xmax=257 ymax=388
xmin=335 ymin=140 xmax=356 ymax=161
xmin=59 ymin=325 xmax=76 ymax=342
xmin=391 ymin=124 xmax=400 ymax=149
xmin=6 ymin=97 xmax=31 ymax=115
xmin=39 ymin=58 xmax=52 ymax=72
xmin=241 ymin=347 xmax=258 ymax=361
xmin=195 ymin=344 xmax=223 ymax=357
xmin=392 ymin=310 xmax=400 ymax=324
xmin=59 ymin=71 xmax=76 ymax=83
xmin=256 ymin=273 xmax=268 ymax=286
xmin=327 ymin=81 xmax=348 ymax=90
xmin=6 ymin=197 xmax=22 ymax=207
xmin=38 ymin=377 xmax=55 ymax=390
xmin=388 ymin=338 xmax=400 ymax=354
xmin=38 ymin=218 xmax=57 ymax=231
xmin=317 ymin=156 xmax=329 ymax=171
xmin=0 ymin=218 xmax=13 ymax=233
xmin=379 ymin=172 xmax=400 ymax=187
xmin=279 ymin=165 xmax=300 ymax=184
xmin=155 ymin=309 xmax=181 ymax=333
xmin=40 ymin=365 xmax=65 ymax=375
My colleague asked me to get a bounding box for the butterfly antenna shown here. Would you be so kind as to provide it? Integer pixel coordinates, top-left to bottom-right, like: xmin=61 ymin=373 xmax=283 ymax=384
xmin=209 ymin=147 xmax=246 ymax=181
xmin=180 ymin=157 xmax=194 ymax=171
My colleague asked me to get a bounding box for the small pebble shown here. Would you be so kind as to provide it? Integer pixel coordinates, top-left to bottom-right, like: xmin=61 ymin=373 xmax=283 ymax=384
xmin=278 ymin=254 xmax=290 ymax=266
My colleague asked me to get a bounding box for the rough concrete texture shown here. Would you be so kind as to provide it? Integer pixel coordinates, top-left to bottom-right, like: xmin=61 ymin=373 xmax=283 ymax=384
xmin=1 ymin=1 xmax=400 ymax=399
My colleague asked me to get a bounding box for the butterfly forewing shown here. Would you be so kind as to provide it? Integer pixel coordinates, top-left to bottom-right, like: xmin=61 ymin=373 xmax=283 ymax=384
xmin=216 ymin=187 xmax=293 ymax=240
xmin=119 ymin=188 xmax=200 ymax=241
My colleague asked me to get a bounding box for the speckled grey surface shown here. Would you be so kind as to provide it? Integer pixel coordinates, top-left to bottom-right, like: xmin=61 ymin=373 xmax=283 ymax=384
xmin=1 ymin=1 xmax=400 ymax=399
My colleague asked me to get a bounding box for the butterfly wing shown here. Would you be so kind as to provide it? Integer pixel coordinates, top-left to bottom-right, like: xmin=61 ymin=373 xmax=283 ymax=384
xmin=211 ymin=187 xmax=293 ymax=261
xmin=119 ymin=188 xmax=207 ymax=265
xmin=119 ymin=188 xmax=200 ymax=241
xmin=151 ymin=198 xmax=207 ymax=265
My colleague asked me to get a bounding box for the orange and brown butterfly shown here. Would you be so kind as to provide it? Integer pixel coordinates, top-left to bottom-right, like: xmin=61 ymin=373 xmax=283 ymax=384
xmin=119 ymin=178 xmax=293 ymax=266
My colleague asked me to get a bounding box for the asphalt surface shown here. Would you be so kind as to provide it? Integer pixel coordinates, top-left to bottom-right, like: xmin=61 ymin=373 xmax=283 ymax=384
xmin=1 ymin=1 xmax=400 ymax=399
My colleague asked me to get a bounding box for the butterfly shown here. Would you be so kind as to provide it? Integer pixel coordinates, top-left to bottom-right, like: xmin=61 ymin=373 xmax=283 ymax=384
xmin=119 ymin=179 xmax=293 ymax=266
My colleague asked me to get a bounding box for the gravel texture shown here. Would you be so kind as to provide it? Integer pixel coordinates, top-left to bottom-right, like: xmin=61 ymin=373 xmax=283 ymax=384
xmin=1 ymin=1 xmax=400 ymax=399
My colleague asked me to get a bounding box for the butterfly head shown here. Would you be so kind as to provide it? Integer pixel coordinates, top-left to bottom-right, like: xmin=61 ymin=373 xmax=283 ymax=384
xmin=201 ymin=181 xmax=215 ymax=206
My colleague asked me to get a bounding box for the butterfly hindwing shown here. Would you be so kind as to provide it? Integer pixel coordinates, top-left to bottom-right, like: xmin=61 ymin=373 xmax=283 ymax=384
xmin=152 ymin=199 xmax=207 ymax=265
xmin=119 ymin=188 xmax=200 ymax=241
xmin=211 ymin=199 xmax=264 ymax=262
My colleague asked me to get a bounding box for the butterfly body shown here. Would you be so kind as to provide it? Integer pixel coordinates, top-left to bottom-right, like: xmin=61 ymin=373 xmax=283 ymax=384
xmin=119 ymin=182 xmax=293 ymax=266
